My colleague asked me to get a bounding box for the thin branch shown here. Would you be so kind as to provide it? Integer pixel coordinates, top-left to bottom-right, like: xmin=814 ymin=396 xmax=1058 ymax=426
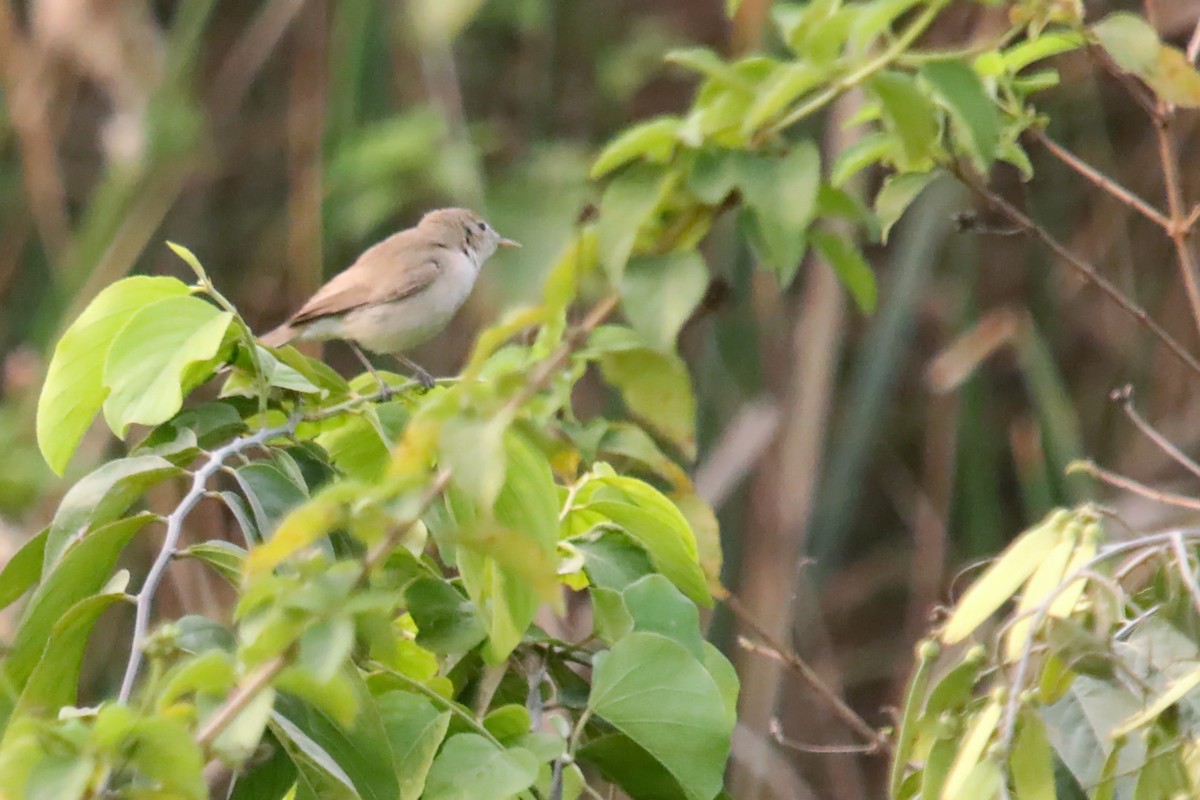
xmin=952 ymin=166 xmax=1200 ymax=380
xmin=1027 ymin=129 xmax=1170 ymax=231
xmin=1187 ymin=203 xmax=1200 ymax=233
xmin=1070 ymin=459 xmax=1200 ymax=513
xmin=765 ymin=0 xmax=949 ymax=136
xmin=1150 ymin=110 xmax=1200 ymax=342
xmin=1110 ymin=384 xmax=1200 ymax=482
xmin=727 ymin=595 xmax=890 ymax=754
xmin=196 ymin=656 xmax=286 ymax=747
xmin=118 ymin=419 xmax=300 ymax=702
xmin=769 ymin=719 xmax=881 ymax=755
xmin=1189 ymin=16 xmax=1200 ymax=64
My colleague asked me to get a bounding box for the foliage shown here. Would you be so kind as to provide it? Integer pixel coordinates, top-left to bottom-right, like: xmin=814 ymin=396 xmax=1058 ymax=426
xmin=8 ymin=0 xmax=1200 ymax=797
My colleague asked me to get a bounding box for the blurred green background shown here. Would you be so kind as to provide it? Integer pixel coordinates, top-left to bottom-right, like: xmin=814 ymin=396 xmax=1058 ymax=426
xmin=4 ymin=1 xmax=1200 ymax=797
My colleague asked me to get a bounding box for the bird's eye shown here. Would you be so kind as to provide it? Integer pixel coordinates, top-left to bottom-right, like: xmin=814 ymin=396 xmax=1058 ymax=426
xmin=478 ymin=222 xmax=487 ymax=231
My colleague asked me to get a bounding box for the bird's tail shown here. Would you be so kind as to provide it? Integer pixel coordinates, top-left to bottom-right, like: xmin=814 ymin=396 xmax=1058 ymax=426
xmin=259 ymin=324 xmax=296 ymax=348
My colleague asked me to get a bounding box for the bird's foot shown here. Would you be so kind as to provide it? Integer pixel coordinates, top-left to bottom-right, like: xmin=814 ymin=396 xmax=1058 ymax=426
xmin=412 ymin=366 xmax=436 ymax=392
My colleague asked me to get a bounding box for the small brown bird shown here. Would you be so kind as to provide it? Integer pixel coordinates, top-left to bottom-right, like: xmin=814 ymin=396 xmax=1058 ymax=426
xmin=262 ymin=207 xmax=519 ymax=388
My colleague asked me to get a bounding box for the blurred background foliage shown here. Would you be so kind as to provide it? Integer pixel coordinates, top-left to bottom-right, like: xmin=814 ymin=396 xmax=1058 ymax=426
xmin=4 ymin=0 xmax=1200 ymax=797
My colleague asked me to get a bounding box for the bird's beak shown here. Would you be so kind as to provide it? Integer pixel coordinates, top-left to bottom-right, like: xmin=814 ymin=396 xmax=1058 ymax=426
xmin=498 ymin=237 xmax=521 ymax=248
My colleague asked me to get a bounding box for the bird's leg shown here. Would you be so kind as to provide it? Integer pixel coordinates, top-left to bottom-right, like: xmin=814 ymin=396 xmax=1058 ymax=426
xmin=393 ymin=354 xmax=436 ymax=391
xmin=348 ymin=342 xmax=392 ymax=401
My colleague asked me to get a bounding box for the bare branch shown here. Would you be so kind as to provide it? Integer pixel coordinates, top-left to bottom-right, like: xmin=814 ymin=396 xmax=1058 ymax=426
xmin=1111 ymin=385 xmax=1200 ymax=482
xmin=952 ymin=166 xmax=1200 ymax=380
xmin=1028 ymin=129 xmax=1170 ymax=231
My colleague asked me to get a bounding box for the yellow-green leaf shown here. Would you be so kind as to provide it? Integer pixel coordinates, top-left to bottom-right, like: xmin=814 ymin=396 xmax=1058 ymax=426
xmin=941 ymin=509 xmax=1069 ymax=644
xmin=38 ymin=276 xmax=191 ymax=474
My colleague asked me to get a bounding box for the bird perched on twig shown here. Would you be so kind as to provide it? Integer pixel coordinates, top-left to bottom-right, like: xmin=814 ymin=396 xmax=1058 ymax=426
xmin=261 ymin=207 xmax=519 ymax=390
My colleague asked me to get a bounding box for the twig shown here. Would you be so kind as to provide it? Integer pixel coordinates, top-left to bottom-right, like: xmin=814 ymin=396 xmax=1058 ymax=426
xmin=196 ymin=656 xmax=286 ymax=747
xmin=727 ymin=595 xmax=890 ymax=754
xmin=769 ymin=718 xmax=882 ymax=755
xmin=952 ymin=166 xmax=1200 ymax=380
xmin=1150 ymin=109 xmax=1200 ymax=342
xmin=766 ymin=0 xmax=949 ymax=136
xmin=1071 ymin=459 xmax=1200 ymax=513
xmin=1189 ymin=17 xmax=1200 ymax=64
xmin=1027 ymin=129 xmax=1170 ymax=231
xmin=1110 ymin=385 xmax=1200 ymax=482
xmin=118 ymin=419 xmax=299 ymax=702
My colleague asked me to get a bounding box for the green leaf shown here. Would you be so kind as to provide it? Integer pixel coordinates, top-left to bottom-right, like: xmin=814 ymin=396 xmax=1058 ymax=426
xmin=664 ymin=48 xmax=747 ymax=90
xmin=235 ymin=462 xmax=310 ymax=537
xmin=1000 ymin=30 xmax=1085 ymax=73
xmin=573 ymin=529 xmax=655 ymax=590
xmin=596 ymin=164 xmax=673 ymax=282
xmin=24 ymin=752 xmax=93 ymax=800
xmin=0 ymin=529 xmax=47 ymax=613
xmin=920 ymin=60 xmax=999 ymax=169
xmin=686 ymin=149 xmax=740 ymax=204
xmin=578 ymin=474 xmax=709 ymax=606
xmin=736 ymin=145 xmax=820 ymax=279
xmin=298 ymin=617 xmax=357 ymax=683
xmin=440 ymin=416 xmax=507 ymax=511
xmin=621 ymin=574 xmax=704 ymax=659
xmin=592 ymin=329 xmax=697 ymax=460
xmin=423 ymin=734 xmax=539 ymax=800
xmin=579 ymin=734 xmax=689 ymax=800
xmin=830 ymin=131 xmax=893 ymax=188
xmin=743 ymin=62 xmax=824 ymax=132
xmin=15 ymin=591 xmax=130 ymax=716
xmin=180 ymin=540 xmax=246 ymax=583
xmin=44 ymin=454 xmax=178 ymax=570
xmin=93 ymin=707 xmax=207 ymax=800
xmin=874 ymin=171 xmax=938 ymax=243
xmin=457 ymin=431 xmax=561 ymax=662
xmin=810 ymin=231 xmax=877 ymax=313
xmin=377 ymin=692 xmax=451 ymax=800
xmin=229 ymin=730 xmax=298 ymax=800
xmin=591 ymin=117 xmax=682 ymax=179
xmin=869 ymin=71 xmax=940 ymax=170
xmin=6 ymin=514 xmax=153 ymax=687
xmin=102 ymin=294 xmax=234 ymax=438
xmin=406 ymin=577 xmax=487 ymax=653
xmin=940 ymin=509 xmax=1069 ymax=644
xmin=275 ymin=674 xmax=400 ymax=800
xmin=1011 ymin=713 xmax=1055 ymax=800
xmin=1092 ymin=13 xmax=1160 ymax=77
xmin=482 ymin=705 xmax=532 ymax=743
xmin=620 ymin=252 xmax=710 ymax=352
xmin=588 ymin=633 xmax=732 ymax=800
xmin=37 ymin=276 xmax=190 ymax=474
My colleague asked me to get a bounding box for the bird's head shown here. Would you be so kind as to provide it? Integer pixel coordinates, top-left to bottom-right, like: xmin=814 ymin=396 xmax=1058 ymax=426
xmin=420 ymin=207 xmax=520 ymax=264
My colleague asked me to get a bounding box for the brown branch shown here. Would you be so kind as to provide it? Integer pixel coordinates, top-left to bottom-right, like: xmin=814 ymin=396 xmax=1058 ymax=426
xmin=1110 ymin=384 xmax=1200 ymax=482
xmin=196 ymin=656 xmax=286 ymax=747
xmin=726 ymin=595 xmax=890 ymax=755
xmin=1027 ymin=129 xmax=1170 ymax=231
xmin=1070 ymin=459 xmax=1200 ymax=513
xmin=952 ymin=166 xmax=1200 ymax=380
xmin=1150 ymin=111 xmax=1200 ymax=342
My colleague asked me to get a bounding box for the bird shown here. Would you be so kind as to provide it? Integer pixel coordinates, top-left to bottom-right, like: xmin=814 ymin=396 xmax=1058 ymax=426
xmin=261 ymin=207 xmax=519 ymax=391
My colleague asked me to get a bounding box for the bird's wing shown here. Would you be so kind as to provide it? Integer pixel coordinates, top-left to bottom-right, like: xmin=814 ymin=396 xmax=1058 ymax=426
xmin=287 ymin=233 xmax=445 ymax=326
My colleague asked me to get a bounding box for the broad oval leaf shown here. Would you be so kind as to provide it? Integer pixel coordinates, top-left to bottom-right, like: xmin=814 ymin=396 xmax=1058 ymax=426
xmin=377 ymin=691 xmax=451 ymax=800
xmin=620 ymin=252 xmax=710 ymax=352
xmin=587 ymin=632 xmax=732 ymax=800
xmin=37 ymin=276 xmax=190 ymax=474
xmin=102 ymin=294 xmax=234 ymax=437
xmin=811 ymin=231 xmax=877 ymax=313
xmin=423 ymin=734 xmax=539 ymax=800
